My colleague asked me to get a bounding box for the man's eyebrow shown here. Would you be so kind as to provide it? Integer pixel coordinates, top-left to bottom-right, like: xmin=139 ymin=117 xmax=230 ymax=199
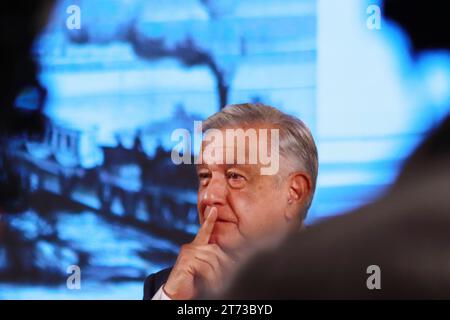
xmin=224 ymin=164 xmax=256 ymax=173
xmin=195 ymin=163 xmax=257 ymax=173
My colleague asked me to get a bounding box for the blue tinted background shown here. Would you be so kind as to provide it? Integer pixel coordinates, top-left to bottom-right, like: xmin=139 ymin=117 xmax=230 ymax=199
xmin=0 ymin=0 xmax=448 ymax=299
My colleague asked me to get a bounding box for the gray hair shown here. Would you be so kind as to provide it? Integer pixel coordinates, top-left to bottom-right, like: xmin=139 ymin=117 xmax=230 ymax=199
xmin=203 ymin=103 xmax=318 ymax=216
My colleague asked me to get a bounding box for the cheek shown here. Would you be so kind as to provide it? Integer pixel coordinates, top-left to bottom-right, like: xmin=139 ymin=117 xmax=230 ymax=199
xmin=234 ymin=189 xmax=286 ymax=237
xmin=227 ymin=193 xmax=251 ymax=232
xmin=231 ymin=193 xmax=270 ymax=236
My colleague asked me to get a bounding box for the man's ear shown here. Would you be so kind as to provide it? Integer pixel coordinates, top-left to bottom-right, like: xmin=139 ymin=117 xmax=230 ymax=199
xmin=285 ymin=172 xmax=312 ymax=220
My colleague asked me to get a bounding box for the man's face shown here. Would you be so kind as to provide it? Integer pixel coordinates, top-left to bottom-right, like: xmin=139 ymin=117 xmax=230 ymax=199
xmin=196 ymin=127 xmax=294 ymax=255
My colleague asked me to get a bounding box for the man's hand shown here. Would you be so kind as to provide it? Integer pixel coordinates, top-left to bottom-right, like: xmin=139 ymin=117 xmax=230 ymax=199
xmin=163 ymin=207 xmax=234 ymax=300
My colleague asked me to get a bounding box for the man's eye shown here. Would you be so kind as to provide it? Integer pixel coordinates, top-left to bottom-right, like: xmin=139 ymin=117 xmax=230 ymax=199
xmin=198 ymin=173 xmax=209 ymax=179
xmin=227 ymin=171 xmax=245 ymax=181
xmin=197 ymin=172 xmax=211 ymax=186
xmin=228 ymin=172 xmax=240 ymax=179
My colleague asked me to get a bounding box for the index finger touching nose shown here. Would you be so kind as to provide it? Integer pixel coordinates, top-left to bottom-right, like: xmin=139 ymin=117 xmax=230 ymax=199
xmin=193 ymin=207 xmax=217 ymax=245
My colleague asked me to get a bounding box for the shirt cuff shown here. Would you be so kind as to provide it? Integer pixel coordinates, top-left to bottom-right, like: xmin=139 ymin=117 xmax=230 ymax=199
xmin=151 ymin=284 xmax=172 ymax=300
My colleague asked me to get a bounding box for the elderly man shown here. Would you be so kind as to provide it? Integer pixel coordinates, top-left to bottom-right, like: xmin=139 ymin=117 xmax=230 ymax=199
xmin=143 ymin=103 xmax=318 ymax=300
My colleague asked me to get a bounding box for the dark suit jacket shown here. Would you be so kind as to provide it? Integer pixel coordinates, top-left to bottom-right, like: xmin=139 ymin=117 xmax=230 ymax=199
xmin=143 ymin=267 xmax=173 ymax=300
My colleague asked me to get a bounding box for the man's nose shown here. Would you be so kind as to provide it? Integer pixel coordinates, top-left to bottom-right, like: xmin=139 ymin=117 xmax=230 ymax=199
xmin=200 ymin=175 xmax=228 ymax=207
